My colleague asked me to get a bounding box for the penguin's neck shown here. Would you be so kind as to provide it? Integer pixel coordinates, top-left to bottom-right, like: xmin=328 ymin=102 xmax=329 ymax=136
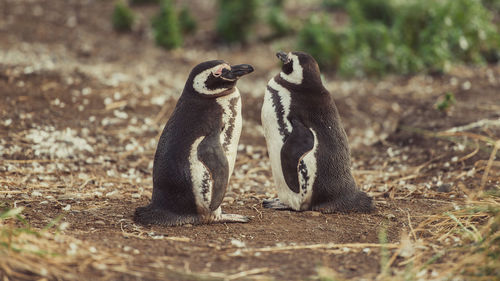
xmin=275 ymin=74 xmax=326 ymax=96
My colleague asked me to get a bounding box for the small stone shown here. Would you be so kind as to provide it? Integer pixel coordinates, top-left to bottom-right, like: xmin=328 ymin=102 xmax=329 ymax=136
xmin=386 ymin=214 xmax=396 ymax=220
xmin=59 ymin=222 xmax=70 ymax=231
xmin=94 ymin=263 xmax=107 ymax=270
xmin=231 ymin=239 xmax=246 ymax=248
xmin=105 ymin=190 xmax=121 ymax=199
xmin=63 ymin=204 xmax=71 ymax=211
xmin=437 ymin=184 xmax=452 ymax=193
xmin=95 ymin=220 xmax=106 ymax=225
xmin=67 ymin=242 xmax=78 ymax=255
xmin=305 ymin=211 xmax=321 ymax=217
xmin=462 ymin=81 xmax=471 ymax=90
xmin=31 ymin=191 xmax=42 ymax=197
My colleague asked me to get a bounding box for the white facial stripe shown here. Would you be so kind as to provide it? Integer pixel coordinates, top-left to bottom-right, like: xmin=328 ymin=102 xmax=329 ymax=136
xmin=190 ymin=136 xmax=213 ymax=211
xmin=193 ymin=64 xmax=230 ymax=95
xmin=279 ymin=53 xmax=303 ymax=85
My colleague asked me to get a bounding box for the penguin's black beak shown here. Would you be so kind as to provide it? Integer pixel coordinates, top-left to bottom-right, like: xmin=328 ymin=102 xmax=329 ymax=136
xmin=276 ymin=51 xmax=289 ymax=63
xmin=221 ymin=64 xmax=254 ymax=80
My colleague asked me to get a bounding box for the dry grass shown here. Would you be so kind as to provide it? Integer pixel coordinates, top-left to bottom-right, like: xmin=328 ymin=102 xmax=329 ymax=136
xmin=1 ymin=130 xmax=499 ymax=280
xmin=2 ymin=185 xmax=498 ymax=280
xmin=314 ymin=192 xmax=500 ymax=281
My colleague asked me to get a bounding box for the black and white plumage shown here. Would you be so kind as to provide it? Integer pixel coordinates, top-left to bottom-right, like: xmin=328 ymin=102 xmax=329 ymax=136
xmin=134 ymin=60 xmax=254 ymax=226
xmin=261 ymin=51 xmax=373 ymax=213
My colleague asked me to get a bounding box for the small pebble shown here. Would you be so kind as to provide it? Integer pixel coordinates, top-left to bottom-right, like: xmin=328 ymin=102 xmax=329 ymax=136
xmin=437 ymin=184 xmax=452 ymax=193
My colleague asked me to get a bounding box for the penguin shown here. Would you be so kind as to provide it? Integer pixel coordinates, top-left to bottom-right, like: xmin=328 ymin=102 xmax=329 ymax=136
xmin=134 ymin=60 xmax=254 ymax=226
xmin=260 ymin=51 xmax=373 ymax=213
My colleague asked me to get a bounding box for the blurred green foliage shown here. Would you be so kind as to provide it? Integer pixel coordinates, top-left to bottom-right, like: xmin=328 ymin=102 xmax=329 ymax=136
xmin=436 ymin=92 xmax=456 ymax=112
xmin=347 ymin=0 xmax=396 ymax=26
xmin=178 ymin=5 xmax=197 ymax=35
xmin=266 ymin=0 xmax=292 ymax=38
xmin=298 ymin=0 xmax=500 ymax=77
xmin=482 ymin=0 xmax=500 ymax=12
xmin=322 ymin=0 xmax=348 ymax=10
xmin=130 ymin=0 xmax=159 ymax=4
xmin=297 ymin=15 xmax=342 ymax=70
xmin=112 ymin=2 xmax=135 ymax=32
xmin=151 ymin=0 xmax=183 ymax=49
xmin=340 ymin=22 xmax=394 ymax=77
xmin=216 ymin=0 xmax=259 ymax=43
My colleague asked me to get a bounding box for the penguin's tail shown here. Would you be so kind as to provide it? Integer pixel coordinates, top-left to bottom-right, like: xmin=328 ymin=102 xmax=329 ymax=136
xmin=313 ymin=190 xmax=374 ymax=214
xmin=133 ymin=205 xmax=200 ymax=226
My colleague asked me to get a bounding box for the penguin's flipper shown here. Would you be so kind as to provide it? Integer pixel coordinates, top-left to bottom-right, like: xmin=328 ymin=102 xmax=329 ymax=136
xmin=197 ymin=131 xmax=230 ymax=211
xmin=262 ymin=198 xmax=293 ymax=210
xmin=280 ymin=119 xmax=315 ymax=193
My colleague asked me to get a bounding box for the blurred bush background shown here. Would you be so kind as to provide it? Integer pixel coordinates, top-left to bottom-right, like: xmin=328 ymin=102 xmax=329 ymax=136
xmin=114 ymin=0 xmax=500 ymax=76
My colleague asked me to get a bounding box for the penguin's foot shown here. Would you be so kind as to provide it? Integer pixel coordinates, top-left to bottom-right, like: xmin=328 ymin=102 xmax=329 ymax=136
xmin=217 ymin=213 xmax=250 ymax=223
xmin=312 ymin=191 xmax=374 ymax=214
xmin=262 ymin=198 xmax=292 ymax=210
xmin=134 ymin=205 xmax=201 ymax=226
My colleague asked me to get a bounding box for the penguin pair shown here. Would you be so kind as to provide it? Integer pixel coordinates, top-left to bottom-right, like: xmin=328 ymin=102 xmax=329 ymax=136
xmin=134 ymin=52 xmax=372 ymax=227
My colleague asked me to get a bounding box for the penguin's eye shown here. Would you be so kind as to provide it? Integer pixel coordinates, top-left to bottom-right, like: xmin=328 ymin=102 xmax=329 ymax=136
xmin=213 ymin=68 xmax=222 ymax=77
xmin=213 ymin=64 xmax=230 ymax=77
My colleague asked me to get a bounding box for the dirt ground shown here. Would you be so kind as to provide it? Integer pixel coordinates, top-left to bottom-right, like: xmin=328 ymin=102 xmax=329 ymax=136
xmin=1 ymin=0 xmax=499 ymax=280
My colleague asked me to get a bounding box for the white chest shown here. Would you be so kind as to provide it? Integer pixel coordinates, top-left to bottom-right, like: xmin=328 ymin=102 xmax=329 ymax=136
xmin=216 ymin=89 xmax=242 ymax=178
xmin=261 ymin=78 xmax=292 ymax=142
xmin=261 ymin=77 xmax=318 ymax=210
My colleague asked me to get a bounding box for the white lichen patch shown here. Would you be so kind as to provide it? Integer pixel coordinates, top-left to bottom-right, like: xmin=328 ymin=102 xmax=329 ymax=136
xmin=24 ymin=127 xmax=94 ymax=159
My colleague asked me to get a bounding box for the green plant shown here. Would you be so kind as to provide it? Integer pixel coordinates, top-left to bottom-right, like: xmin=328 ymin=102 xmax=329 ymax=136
xmin=482 ymin=0 xmax=500 ymax=13
xmin=378 ymin=226 xmax=390 ymax=277
xmin=339 ymin=22 xmax=394 ymax=77
xmin=297 ymin=0 xmax=500 ymax=77
xmin=436 ymin=92 xmax=456 ymax=112
xmin=347 ymin=0 xmax=397 ymax=26
xmin=112 ymin=2 xmax=135 ymax=32
xmin=151 ymin=0 xmax=182 ymax=49
xmin=322 ymin=0 xmax=348 ymax=10
xmin=394 ymin=0 xmax=499 ymax=71
xmin=178 ymin=5 xmax=197 ymax=35
xmin=130 ymin=0 xmax=159 ymax=4
xmin=266 ymin=0 xmax=291 ymax=37
xmin=297 ymin=14 xmax=342 ymax=70
xmin=216 ymin=0 xmax=259 ymax=43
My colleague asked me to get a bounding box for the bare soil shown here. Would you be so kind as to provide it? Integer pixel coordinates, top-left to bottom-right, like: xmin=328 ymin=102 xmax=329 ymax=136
xmin=1 ymin=1 xmax=499 ymax=280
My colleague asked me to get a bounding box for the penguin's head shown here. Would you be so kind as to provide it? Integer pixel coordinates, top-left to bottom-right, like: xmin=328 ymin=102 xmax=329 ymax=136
xmin=189 ymin=60 xmax=254 ymax=97
xmin=276 ymin=51 xmax=322 ymax=87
